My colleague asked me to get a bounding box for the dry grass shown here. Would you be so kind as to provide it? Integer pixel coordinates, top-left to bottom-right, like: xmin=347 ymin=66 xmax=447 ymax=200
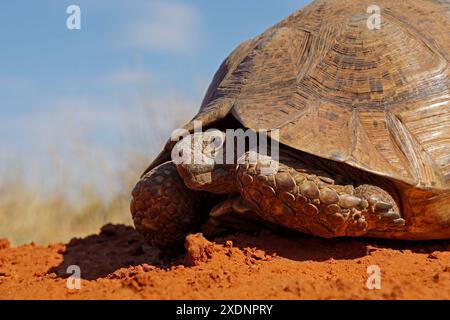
xmin=0 ymin=92 xmax=199 ymax=246
xmin=0 ymin=154 xmax=144 ymax=246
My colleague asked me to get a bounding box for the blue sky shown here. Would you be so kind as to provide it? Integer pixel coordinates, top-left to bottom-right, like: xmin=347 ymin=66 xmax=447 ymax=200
xmin=0 ymin=0 xmax=311 ymax=185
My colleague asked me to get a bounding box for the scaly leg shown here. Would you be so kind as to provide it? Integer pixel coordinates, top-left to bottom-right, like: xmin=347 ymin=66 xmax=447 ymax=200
xmin=131 ymin=161 xmax=209 ymax=249
xmin=236 ymin=152 xmax=406 ymax=238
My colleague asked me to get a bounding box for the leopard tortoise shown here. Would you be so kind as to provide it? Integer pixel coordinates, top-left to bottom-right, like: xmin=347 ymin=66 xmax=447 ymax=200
xmin=131 ymin=0 xmax=450 ymax=249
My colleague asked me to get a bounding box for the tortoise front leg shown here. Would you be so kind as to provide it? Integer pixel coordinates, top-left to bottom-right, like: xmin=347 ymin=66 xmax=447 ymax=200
xmin=237 ymin=152 xmax=406 ymax=238
xmin=131 ymin=161 xmax=209 ymax=250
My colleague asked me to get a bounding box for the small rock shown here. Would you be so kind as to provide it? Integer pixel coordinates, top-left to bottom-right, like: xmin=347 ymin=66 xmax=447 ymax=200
xmin=252 ymin=249 xmax=266 ymax=261
xmin=433 ymin=274 xmax=440 ymax=283
xmin=428 ymin=252 xmax=440 ymax=260
xmin=366 ymin=246 xmax=378 ymax=255
xmin=0 ymin=239 xmax=10 ymax=250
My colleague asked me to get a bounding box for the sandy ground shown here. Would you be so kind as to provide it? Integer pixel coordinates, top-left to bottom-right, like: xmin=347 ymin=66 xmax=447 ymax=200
xmin=0 ymin=224 xmax=449 ymax=300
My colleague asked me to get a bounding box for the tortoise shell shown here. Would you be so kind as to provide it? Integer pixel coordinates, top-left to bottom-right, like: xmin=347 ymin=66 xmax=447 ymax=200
xmin=155 ymin=0 xmax=450 ymax=191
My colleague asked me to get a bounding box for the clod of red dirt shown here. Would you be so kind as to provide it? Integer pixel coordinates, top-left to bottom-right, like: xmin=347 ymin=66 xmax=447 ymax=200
xmin=0 ymin=225 xmax=450 ymax=299
xmin=0 ymin=239 xmax=10 ymax=250
xmin=185 ymin=233 xmax=215 ymax=266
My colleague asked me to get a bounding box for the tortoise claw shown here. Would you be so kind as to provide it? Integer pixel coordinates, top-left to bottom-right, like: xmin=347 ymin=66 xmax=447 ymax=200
xmin=393 ymin=218 xmax=406 ymax=226
xmin=381 ymin=211 xmax=401 ymax=220
xmin=209 ymin=197 xmax=253 ymax=217
xmin=354 ymin=185 xmax=406 ymax=232
xmin=374 ymin=201 xmax=393 ymax=212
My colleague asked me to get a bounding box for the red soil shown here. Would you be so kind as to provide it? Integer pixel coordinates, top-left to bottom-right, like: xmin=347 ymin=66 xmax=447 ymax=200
xmin=0 ymin=224 xmax=449 ymax=300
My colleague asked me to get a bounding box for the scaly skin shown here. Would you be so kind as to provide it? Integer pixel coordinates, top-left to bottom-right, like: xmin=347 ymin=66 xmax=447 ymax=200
xmin=235 ymin=153 xmax=406 ymax=238
xmin=131 ymin=161 xmax=209 ymax=250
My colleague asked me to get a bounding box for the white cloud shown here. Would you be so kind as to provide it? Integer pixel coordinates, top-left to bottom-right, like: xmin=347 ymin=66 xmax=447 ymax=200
xmin=122 ymin=1 xmax=201 ymax=53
